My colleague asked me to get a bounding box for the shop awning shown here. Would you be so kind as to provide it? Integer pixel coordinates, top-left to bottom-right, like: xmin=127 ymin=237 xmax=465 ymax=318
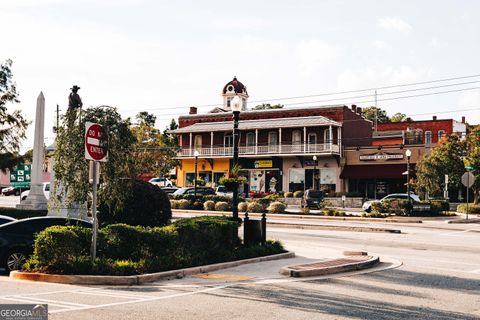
xmin=340 ymin=164 xmax=415 ymax=179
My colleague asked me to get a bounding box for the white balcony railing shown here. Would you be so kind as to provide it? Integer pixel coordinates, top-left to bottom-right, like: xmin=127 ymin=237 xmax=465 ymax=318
xmin=178 ymin=143 xmax=340 ymax=157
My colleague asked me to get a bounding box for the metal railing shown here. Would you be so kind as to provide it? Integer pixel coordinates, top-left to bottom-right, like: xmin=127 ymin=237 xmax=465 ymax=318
xmin=178 ymin=143 xmax=340 ymax=157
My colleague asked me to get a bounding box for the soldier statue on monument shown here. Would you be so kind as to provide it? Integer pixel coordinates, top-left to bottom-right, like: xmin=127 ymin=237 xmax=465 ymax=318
xmin=67 ymin=85 xmax=83 ymax=126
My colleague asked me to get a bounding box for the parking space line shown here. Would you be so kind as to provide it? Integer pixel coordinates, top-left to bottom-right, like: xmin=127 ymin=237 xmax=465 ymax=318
xmin=73 ymin=290 xmax=153 ymax=300
xmin=0 ymin=296 xmax=85 ymax=309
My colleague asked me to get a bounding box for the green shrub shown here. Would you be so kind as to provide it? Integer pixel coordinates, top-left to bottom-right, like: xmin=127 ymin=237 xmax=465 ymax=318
xmin=256 ymin=197 xmax=272 ymax=209
xmin=238 ymin=202 xmax=248 ymax=212
xmin=247 ymin=202 xmax=263 ymax=213
xmin=0 ymin=208 xmax=47 ymax=219
xmin=177 ymin=199 xmax=190 ymax=209
xmin=293 ymin=190 xmax=304 ymax=198
xmin=215 ymin=201 xmax=230 ymax=211
xmin=323 ymin=208 xmax=338 ymax=216
xmin=203 ymin=200 xmax=215 ymax=211
xmin=264 ymin=194 xmax=280 ymax=201
xmin=192 ymin=201 xmax=204 ymax=210
xmin=170 ymin=200 xmax=179 ymax=209
xmin=267 ymin=201 xmax=287 ymax=214
xmin=98 ymin=179 xmax=171 ymax=227
xmin=300 ymin=207 xmax=310 ymax=215
xmin=284 ymin=192 xmax=293 ymax=198
xmin=457 ymin=203 xmax=480 ymax=214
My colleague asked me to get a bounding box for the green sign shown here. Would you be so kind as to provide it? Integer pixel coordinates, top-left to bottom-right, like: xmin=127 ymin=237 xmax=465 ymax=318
xmin=465 ymin=166 xmax=473 ymax=171
xmin=10 ymin=164 xmax=31 ymax=188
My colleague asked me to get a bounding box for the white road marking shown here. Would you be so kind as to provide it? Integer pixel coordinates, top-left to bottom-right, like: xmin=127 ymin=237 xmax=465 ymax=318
xmin=72 ymin=289 xmax=153 ymax=300
xmin=0 ymin=296 xmax=86 ymax=309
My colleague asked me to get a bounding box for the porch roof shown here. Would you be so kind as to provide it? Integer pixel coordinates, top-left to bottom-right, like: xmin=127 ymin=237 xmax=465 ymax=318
xmin=170 ymin=116 xmax=342 ymax=134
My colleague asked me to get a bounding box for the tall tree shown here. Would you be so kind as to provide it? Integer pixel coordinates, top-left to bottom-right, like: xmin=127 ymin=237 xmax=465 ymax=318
xmin=52 ymin=106 xmax=136 ymax=212
xmin=415 ymin=134 xmax=465 ymax=198
xmin=465 ymin=125 xmax=480 ymax=204
xmin=131 ymin=112 xmax=163 ymax=176
xmin=0 ymin=59 xmax=29 ymax=170
xmin=361 ymin=106 xmax=390 ymax=124
xmin=390 ymin=112 xmax=407 ymax=123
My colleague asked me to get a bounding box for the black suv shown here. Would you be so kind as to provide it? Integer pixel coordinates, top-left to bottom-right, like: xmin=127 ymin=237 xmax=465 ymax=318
xmin=304 ymin=190 xmax=324 ymax=208
xmin=0 ymin=217 xmax=92 ymax=272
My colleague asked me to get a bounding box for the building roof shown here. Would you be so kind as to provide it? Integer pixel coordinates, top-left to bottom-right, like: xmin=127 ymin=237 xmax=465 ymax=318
xmin=222 ymin=76 xmax=248 ymax=95
xmin=171 ymin=115 xmax=342 ymax=133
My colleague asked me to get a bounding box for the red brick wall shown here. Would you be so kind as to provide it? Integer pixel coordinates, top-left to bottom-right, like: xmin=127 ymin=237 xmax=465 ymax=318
xmin=377 ymin=120 xmax=453 ymax=144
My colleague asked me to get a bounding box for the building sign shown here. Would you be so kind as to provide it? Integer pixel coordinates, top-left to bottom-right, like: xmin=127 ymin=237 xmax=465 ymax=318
xmin=359 ymin=152 xmax=404 ymax=161
xmin=254 ymin=160 xmax=273 ymax=168
xmin=10 ymin=164 xmax=31 ymax=188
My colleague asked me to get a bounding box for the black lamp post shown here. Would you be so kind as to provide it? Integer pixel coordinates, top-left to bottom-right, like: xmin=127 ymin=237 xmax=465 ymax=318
xmin=405 ymin=149 xmax=412 ymax=210
xmin=313 ymin=155 xmax=317 ymax=190
xmin=231 ymin=96 xmax=243 ymax=220
xmin=194 ymin=150 xmax=199 ymax=197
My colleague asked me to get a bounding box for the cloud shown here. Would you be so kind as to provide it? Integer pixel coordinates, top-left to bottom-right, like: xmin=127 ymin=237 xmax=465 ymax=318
xmin=378 ymin=17 xmax=412 ymax=33
xmin=371 ymin=40 xmax=389 ymax=49
xmin=295 ymin=40 xmax=338 ymax=75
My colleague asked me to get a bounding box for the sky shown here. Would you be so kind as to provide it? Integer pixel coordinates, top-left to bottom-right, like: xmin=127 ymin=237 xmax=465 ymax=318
xmin=1 ymin=0 xmax=480 ymax=152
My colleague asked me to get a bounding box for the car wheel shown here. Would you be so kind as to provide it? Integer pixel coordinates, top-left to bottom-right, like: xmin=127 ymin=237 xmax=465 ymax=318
xmin=364 ymin=207 xmax=371 ymax=213
xmin=21 ymin=196 xmax=27 ymax=201
xmin=5 ymin=250 xmax=28 ymax=272
xmin=14 ymin=190 xmax=20 ymax=196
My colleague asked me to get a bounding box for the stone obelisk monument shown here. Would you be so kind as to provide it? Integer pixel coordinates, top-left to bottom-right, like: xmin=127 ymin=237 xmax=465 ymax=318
xmin=17 ymin=92 xmax=48 ymax=210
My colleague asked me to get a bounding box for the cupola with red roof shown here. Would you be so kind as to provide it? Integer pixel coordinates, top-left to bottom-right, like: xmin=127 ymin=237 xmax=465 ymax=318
xmin=221 ymin=76 xmax=249 ymax=111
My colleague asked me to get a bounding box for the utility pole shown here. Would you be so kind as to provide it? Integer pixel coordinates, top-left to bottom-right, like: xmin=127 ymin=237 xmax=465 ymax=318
xmin=54 ymin=104 xmax=60 ymax=133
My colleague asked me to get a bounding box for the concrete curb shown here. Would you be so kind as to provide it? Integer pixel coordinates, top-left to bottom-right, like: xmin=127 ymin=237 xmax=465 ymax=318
xmin=280 ymin=255 xmax=380 ymax=277
xmin=10 ymin=251 xmax=295 ymax=285
xmin=266 ymin=222 xmax=401 ymax=233
xmin=172 ymin=209 xmax=422 ymax=223
xmin=447 ymin=218 xmax=480 ymax=224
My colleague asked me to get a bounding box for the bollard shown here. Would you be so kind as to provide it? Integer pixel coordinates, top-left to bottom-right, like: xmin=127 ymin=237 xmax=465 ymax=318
xmin=243 ymin=212 xmax=249 ymax=245
xmin=261 ymin=212 xmax=267 ymax=244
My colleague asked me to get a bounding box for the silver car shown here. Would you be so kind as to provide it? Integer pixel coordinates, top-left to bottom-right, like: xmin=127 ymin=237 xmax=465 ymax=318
xmin=362 ymin=193 xmax=421 ymax=212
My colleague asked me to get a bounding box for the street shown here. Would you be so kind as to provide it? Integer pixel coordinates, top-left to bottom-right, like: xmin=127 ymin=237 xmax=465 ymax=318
xmin=1 ymin=216 xmax=479 ymax=320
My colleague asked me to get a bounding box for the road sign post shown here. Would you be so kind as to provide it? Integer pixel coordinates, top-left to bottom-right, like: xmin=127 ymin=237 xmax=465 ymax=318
xmin=85 ymin=122 xmax=108 ymax=262
xmin=461 ymin=171 xmax=476 ymax=220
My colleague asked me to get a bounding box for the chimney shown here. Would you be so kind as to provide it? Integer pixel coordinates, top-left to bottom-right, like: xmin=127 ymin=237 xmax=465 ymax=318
xmin=406 ymin=117 xmax=413 ymax=122
xmin=189 ymin=106 xmax=197 ymax=115
xmin=462 ymin=116 xmax=466 ymax=124
xmin=351 ymin=104 xmax=357 ymax=112
xmin=432 ymin=115 xmax=437 ymax=121
xmin=356 ymin=107 xmax=362 ymax=114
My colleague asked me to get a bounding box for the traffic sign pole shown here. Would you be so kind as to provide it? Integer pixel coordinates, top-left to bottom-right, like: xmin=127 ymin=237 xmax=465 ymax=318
xmin=90 ymin=160 xmax=98 ymax=262
xmin=466 ymin=173 xmax=469 ymax=221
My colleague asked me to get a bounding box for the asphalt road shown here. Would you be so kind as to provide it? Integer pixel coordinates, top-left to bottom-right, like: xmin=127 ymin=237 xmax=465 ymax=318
xmin=1 ymin=217 xmax=479 ymax=320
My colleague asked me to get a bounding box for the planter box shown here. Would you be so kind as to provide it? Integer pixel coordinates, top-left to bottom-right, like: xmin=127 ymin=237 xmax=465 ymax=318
xmin=324 ymin=197 xmax=364 ymax=208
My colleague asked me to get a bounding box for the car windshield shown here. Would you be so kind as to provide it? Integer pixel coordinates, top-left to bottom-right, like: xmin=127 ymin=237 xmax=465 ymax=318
xmin=307 ymin=191 xmax=323 ymax=198
xmin=173 ymin=188 xmax=188 ymax=195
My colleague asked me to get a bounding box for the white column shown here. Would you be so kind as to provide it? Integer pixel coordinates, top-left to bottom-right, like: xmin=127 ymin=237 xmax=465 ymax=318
xmin=255 ymin=129 xmax=258 ymax=154
xmin=329 ymin=125 xmax=333 ymax=151
xmin=210 ymin=132 xmax=214 ymax=156
xmin=303 ymin=126 xmax=307 ymax=153
xmin=279 ymin=128 xmax=282 ymax=153
xmin=17 ymin=92 xmax=47 ymax=210
xmin=337 ymin=127 xmax=342 ymax=153
xmin=189 ymin=132 xmax=193 ymax=156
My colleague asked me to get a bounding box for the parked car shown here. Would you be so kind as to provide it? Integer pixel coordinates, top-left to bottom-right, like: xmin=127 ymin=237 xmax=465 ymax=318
xmin=215 ymin=185 xmax=233 ymax=198
xmin=362 ymin=193 xmax=421 ymax=213
xmin=1 ymin=186 xmax=29 ymax=197
xmin=304 ymin=189 xmax=324 ymax=208
xmin=149 ymin=177 xmax=173 ymax=187
xmin=160 ymin=186 xmax=179 ymax=194
xmin=0 ymin=216 xmax=92 ymax=272
xmin=173 ymin=187 xmax=215 ymax=196
xmin=21 ymin=182 xmax=50 ymax=201
xmin=0 ymin=215 xmax=16 ymax=226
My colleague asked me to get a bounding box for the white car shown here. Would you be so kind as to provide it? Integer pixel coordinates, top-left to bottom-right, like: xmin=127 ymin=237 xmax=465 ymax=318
xmin=148 ymin=177 xmax=173 ymax=188
xmin=362 ymin=193 xmax=421 ymax=212
xmin=215 ymin=185 xmax=233 ymax=198
xmin=21 ymin=182 xmax=50 ymax=201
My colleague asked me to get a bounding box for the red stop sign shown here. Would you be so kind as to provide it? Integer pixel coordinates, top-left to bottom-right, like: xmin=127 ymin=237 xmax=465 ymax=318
xmin=85 ymin=122 xmax=108 ymax=161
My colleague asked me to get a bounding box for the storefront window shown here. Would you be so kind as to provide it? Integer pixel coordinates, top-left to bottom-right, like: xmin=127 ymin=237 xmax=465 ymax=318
xmin=289 ymin=168 xmax=305 ymax=192
xmin=320 ymin=168 xmax=336 ymax=193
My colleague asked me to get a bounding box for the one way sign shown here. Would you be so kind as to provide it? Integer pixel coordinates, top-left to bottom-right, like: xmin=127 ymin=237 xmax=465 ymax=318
xmin=85 ymin=122 xmax=108 ymax=162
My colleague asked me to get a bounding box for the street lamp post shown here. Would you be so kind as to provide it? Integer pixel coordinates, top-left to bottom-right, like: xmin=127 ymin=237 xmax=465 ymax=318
xmin=405 ymin=149 xmax=412 ymax=212
xmin=231 ymin=96 xmax=243 ymax=219
xmin=312 ymin=155 xmax=317 ymax=190
xmin=194 ymin=150 xmax=199 ymax=197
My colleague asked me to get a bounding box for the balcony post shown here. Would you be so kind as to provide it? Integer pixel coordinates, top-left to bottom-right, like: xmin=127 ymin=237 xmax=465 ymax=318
xmin=303 ymin=126 xmax=307 ymax=153
xmin=279 ymin=128 xmax=282 ymax=153
xmin=329 ymin=125 xmax=333 ymax=151
xmin=189 ymin=132 xmax=193 ymax=156
xmin=210 ymin=132 xmax=214 ymax=156
xmin=337 ymin=126 xmax=341 ymax=153
xmin=255 ymin=129 xmax=258 ymax=154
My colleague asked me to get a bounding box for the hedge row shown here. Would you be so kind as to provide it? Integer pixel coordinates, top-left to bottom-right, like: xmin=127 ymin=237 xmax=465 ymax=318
xmin=456 ymin=203 xmax=480 ymax=214
xmin=372 ymin=199 xmax=450 ymax=216
xmin=25 ymin=216 xmax=285 ymax=275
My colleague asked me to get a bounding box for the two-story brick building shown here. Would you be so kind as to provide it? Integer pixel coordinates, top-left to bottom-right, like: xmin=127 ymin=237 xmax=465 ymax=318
xmin=171 ymin=77 xmax=372 ymax=195
xmin=340 ymin=116 xmax=467 ymax=198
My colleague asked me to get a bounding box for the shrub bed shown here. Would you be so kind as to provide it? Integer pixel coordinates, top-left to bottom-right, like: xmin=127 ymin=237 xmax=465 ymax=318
xmin=25 ymin=216 xmax=285 ymax=275
xmin=267 ymin=201 xmax=287 ymax=214
xmin=247 ymin=202 xmax=263 ymax=213
xmin=238 ymin=202 xmax=248 ymax=212
xmin=456 ymin=203 xmax=480 ymax=214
